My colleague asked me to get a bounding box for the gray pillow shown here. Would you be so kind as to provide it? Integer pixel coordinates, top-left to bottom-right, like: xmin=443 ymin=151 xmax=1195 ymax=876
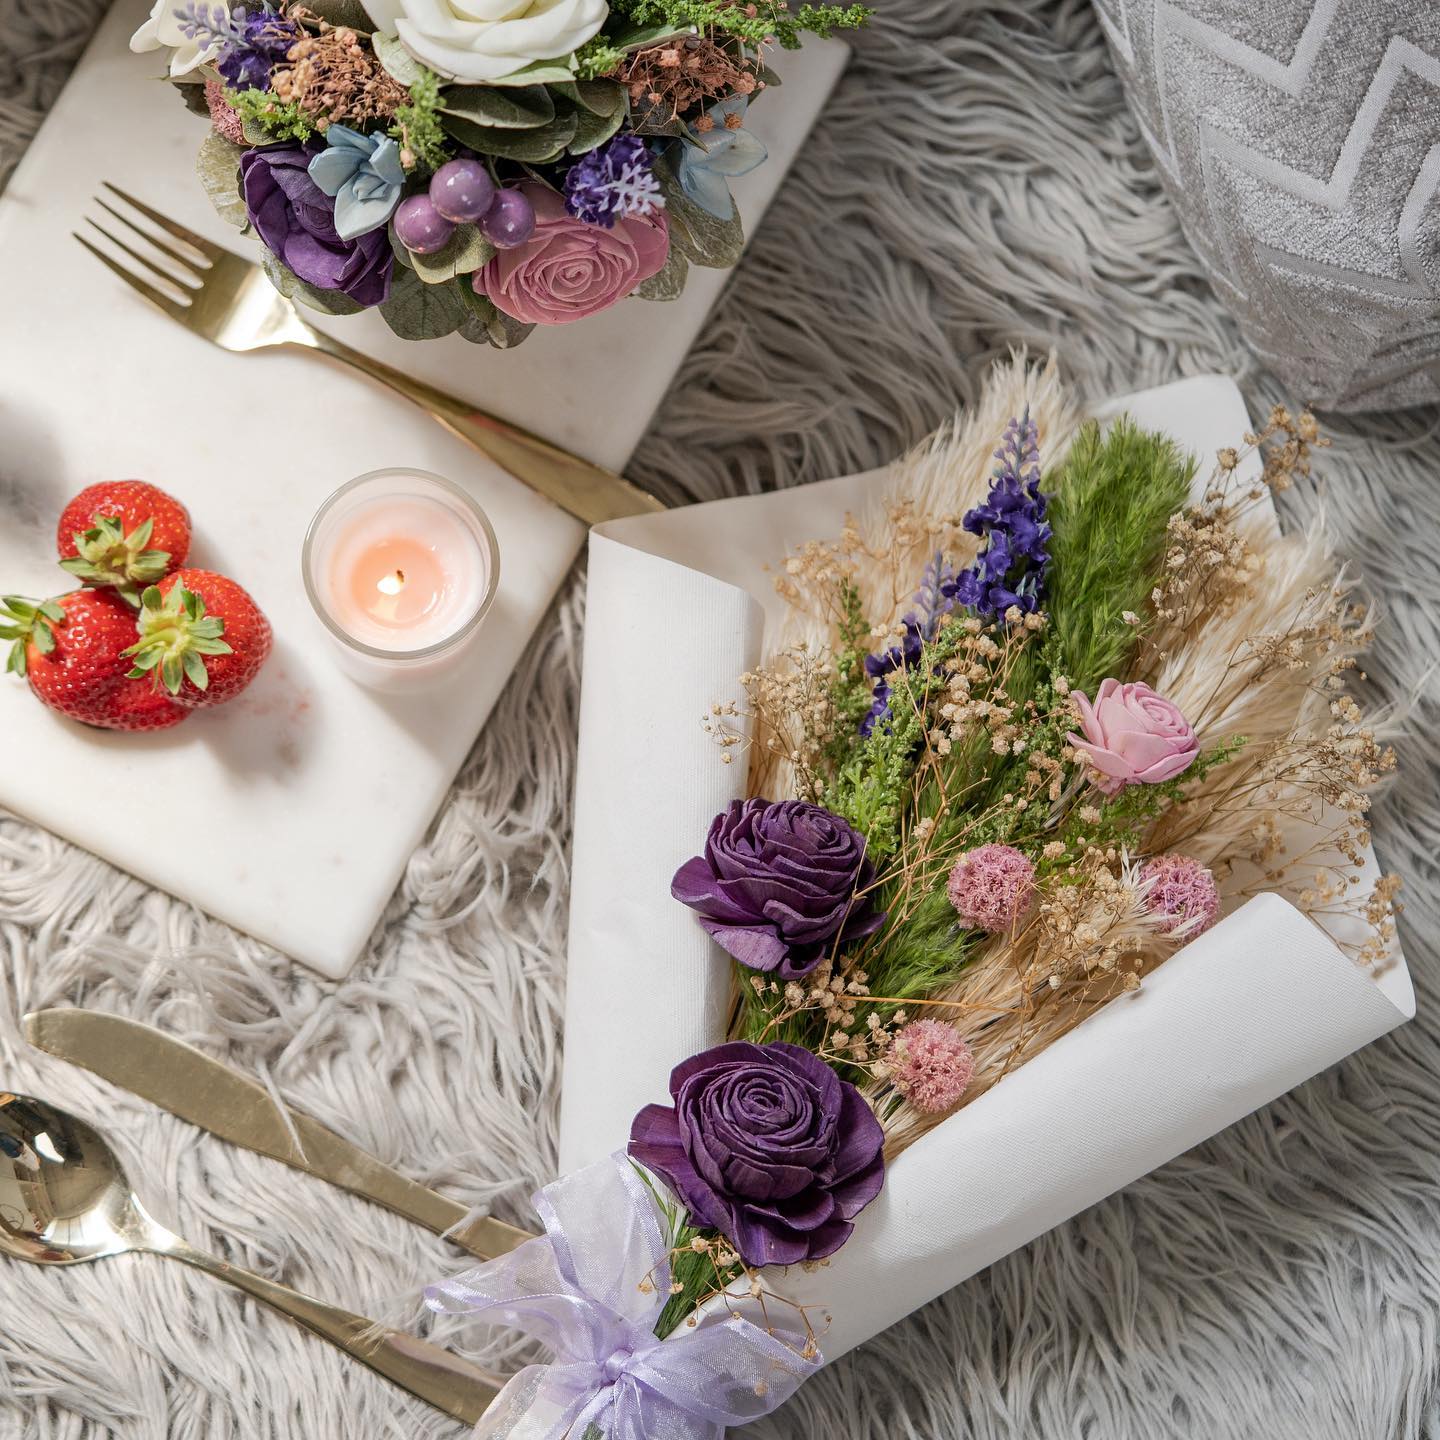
xmin=1095 ymin=0 xmax=1440 ymax=412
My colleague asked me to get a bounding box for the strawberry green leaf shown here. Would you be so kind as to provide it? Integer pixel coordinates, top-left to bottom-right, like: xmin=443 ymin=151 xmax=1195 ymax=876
xmin=182 ymin=650 xmax=209 ymax=690
xmin=37 ymin=601 xmax=65 ymax=623
xmin=161 ymin=653 xmax=184 ymax=694
xmin=6 ymin=639 xmax=26 ymax=678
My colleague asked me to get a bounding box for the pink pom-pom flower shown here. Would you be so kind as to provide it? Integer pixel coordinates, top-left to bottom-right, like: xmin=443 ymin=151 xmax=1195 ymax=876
xmin=1141 ymin=853 xmax=1220 ymax=936
xmin=946 ymin=843 xmax=1036 ymax=932
xmin=891 ymin=1019 xmax=974 ymax=1115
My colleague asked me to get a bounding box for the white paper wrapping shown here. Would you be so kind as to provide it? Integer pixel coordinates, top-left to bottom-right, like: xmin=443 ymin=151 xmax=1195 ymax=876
xmin=559 ymin=375 xmax=1414 ymax=1359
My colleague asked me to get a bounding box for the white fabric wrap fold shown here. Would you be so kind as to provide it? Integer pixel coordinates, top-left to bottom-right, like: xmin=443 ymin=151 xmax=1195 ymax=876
xmin=560 ymin=540 xmax=760 ymax=1164
xmin=559 ymin=374 xmax=1415 ymax=1363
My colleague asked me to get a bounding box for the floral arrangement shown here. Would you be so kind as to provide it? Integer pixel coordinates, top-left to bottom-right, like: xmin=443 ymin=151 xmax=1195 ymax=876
xmin=131 ymin=0 xmax=869 ymax=346
xmin=420 ymin=364 xmax=1405 ymax=1435
xmin=627 ymin=378 xmax=1404 ymax=1348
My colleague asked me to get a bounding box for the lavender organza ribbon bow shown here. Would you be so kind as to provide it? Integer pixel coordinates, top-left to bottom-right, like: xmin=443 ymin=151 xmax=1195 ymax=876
xmin=425 ymin=1153 xmax=820 ymax=1439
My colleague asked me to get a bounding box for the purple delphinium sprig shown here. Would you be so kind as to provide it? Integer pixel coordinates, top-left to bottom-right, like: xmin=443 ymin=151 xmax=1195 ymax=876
xmin=174 ymin=2 xmax=298 ymax=89
xmin=860 ymin=552 xmax=956 ymax=738
xmin=946 ymin=409 xmax=1052 ymax=619
xmin=563 ymin=135 xmax=665 ymax=228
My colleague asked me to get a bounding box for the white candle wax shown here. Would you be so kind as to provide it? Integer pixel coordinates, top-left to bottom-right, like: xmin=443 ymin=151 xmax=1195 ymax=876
xmin=302 ymin=470 xmax=499 ymax=689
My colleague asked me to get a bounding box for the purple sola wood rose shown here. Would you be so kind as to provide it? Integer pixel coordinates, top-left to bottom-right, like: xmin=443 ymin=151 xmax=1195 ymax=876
xmin=672 ymin=798 xmax=885 ymax=980
xmin=630 ymin=1041 xmax=886 ymax=1267
xmin=240 ymin=144 xmax=392 ymax=308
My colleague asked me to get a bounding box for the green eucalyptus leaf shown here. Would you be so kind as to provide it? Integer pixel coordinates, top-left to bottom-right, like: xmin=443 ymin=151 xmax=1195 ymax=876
xmin=442 ymin=109 xmax=577 ymax=162
xmin=411 ymin=224 xmax=495 ymax=283
xmin=567 ymin=103 xmax=625 ymax=155
xmin=634 ymin=243 xmax=688 ymax=301
xmin=630 ymin=109 xmax=690 ymax=140
xmin=378 ymin=267 xmax=467 ymax=340
xmin=304 ymin=0 xmax=373 ymax=29
xmin=458 ymin=282 xmax=533 ymax=348
xmin=196 ymin=132 xmax=250 ymax=232
xmin=558 ymin=78 xmax=627 ymax=116
xmin=176 ymin=81 xmax=211 ymax=119
xmin=655 ymin=153 xmax=743 ymax=268
xmin=388 ymin=228 xmax=417 ymax=269
xmin=260 ymin=252 xmax=366 ymax=316
xmin=486 ymin=58 xmax=579 ymax=87
xmin=440 ymin=83 xmax=554 ymax=130
xmin=613 ymin=22 xmax=696 ymax=51
xmin=372 ymin=31 xmax=426 ymax=87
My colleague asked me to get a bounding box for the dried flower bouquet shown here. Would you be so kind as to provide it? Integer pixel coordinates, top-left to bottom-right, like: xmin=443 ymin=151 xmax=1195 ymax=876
xmin=644 ymin=362 xmax=1401 ymax=1336
xmin=426 ymin=362 xmax=1409 ymax=1437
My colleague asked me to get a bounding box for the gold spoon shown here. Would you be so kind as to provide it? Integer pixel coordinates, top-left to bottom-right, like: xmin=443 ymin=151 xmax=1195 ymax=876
xmin=0 ymin=1093 xmax=499 ymax=1423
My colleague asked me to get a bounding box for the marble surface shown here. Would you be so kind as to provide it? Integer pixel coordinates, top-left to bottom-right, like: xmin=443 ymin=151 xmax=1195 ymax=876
xmin=0 ymin=0 xmax=847 ymax=978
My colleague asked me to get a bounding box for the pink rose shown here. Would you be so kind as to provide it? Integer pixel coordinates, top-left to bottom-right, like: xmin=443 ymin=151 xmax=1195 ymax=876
xmin=473 ymin=182 xmax=670 ymax=326
xmin=1067 ymin=679 xmax=1198 ymax=794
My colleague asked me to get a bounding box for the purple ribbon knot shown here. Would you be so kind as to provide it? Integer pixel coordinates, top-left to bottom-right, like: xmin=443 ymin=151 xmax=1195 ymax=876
xmin=425 ymin=1152 xmax=820 ymax=1439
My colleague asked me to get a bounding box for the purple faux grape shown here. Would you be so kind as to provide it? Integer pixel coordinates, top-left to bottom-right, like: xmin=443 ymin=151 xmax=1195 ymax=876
xmin=482 ymin=188 xmax=536 ymax=249
xmin=429 ymin=158 xmax=497 ymax=224
xmin=393 ymin=194 xmax=455 ymax=255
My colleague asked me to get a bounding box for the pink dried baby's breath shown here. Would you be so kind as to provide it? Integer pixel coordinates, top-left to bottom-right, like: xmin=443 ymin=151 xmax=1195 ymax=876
xmin=891 ymin=1020 xmax=974 ymax=1114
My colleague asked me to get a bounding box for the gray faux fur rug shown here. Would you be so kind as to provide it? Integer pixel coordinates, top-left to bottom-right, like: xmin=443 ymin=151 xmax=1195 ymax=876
xmin=2 ymin=1 xmax=1439 ymax=1437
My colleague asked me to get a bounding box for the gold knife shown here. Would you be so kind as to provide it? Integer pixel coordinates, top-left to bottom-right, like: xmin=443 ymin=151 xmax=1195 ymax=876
xmin=23 ymin=1008 xmax=534 ymax=1260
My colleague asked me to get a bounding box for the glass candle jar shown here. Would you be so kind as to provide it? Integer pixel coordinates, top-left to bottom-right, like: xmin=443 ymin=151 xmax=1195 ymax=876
xmin=302 ymin=469 xmax=499 ymax=690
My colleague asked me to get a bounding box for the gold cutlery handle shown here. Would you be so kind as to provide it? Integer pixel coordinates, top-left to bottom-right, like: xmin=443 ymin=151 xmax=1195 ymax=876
xmin=286 ymin=1110 xmax=534 ymax=1261
xmin=162 ymin=1238 xmax=499 ymax=1424
xmin=296 ymin=327 xmax=667 ymax=526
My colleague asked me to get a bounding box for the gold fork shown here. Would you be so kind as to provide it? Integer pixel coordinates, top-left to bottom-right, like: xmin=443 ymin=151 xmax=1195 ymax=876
xmin=76 ymin=183 xmax=668 ymax=527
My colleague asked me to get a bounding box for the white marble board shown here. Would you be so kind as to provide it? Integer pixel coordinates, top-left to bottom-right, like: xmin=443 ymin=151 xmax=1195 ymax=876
xmin=0 ymin=0 xmax=848 ymax=977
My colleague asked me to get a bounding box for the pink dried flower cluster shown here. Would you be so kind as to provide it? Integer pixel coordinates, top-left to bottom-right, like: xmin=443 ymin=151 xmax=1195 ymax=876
xmin=204 ymin=79 xmax=246 ymax=146
xmin=891 ymin=1020 xmax=974 ymax=1114
xmin=1140 ymin=853 xmax=1220 ymax=936
xmin=946 ymin=843 xmax=1036 ymax=932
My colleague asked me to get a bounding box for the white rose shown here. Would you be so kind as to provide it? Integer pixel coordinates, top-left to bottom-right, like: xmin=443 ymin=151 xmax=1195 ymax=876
xmin=130 ymin=0 xmax=223 ymax=79
xmin=362 ymin=0 xmax=608 ymax=84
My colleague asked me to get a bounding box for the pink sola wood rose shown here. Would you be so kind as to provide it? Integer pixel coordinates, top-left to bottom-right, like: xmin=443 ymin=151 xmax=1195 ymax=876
xmin=1067 ymin=678 xmax=1199 ymax=795
xmin=629 ymin=1041 xmax=886 ymax=1268
xmin=472 ymin=181 xmax=670 ymax=326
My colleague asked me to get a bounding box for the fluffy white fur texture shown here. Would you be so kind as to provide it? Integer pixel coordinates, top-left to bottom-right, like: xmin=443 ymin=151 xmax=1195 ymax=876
xmin=1 ymin=1 xmax=1438 ymax=1437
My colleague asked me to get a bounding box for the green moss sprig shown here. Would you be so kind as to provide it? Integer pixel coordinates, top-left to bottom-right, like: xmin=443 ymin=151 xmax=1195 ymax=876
xmin=608 ymin=0 xmax=872 ymax=49
xmin=227 ymin=87 xmax=317 ymax=142
xmin=390 ymin=67 xmax=451 ymax=172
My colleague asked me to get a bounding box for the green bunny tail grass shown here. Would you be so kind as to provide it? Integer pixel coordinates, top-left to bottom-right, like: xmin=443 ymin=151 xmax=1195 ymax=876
xmin=1044 ymin=417 xmax=1196 ymax=692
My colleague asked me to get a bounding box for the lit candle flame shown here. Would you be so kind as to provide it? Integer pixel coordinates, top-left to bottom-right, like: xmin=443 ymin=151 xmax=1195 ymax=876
xmin=377 ymin=569 xmax=406 ymax=597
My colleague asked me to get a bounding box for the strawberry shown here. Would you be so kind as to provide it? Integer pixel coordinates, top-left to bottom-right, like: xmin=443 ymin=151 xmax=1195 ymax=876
xmin=125 ymin=569 xmax=271 ymax=707
xmin=0 ymin=590 xmax=187 ymax=732
xmin=57 ymin=481 xmax=191 ymax=604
